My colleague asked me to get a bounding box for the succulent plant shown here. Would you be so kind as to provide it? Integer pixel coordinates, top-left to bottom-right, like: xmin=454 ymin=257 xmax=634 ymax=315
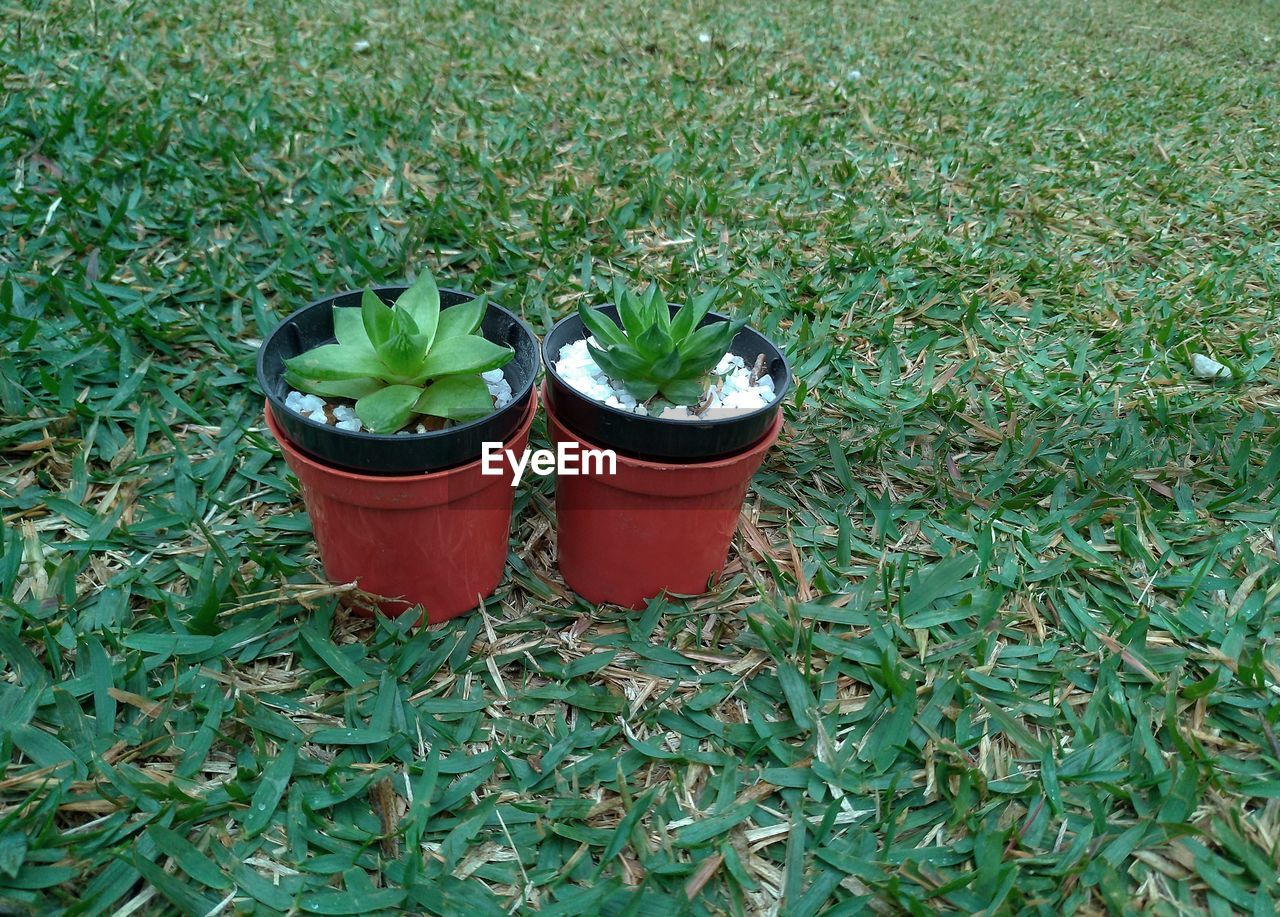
xmin=577 ymin=286 xmax=745 ymax=405
xmin=284 ymin=271 xmax=513 ymax=434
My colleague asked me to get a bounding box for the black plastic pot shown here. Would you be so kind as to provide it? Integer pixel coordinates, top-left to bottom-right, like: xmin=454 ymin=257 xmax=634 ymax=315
xmin=542 ymin=305 xmax=790 ymax=462
xmin=257 ymin=286 xmax=539 ymax=475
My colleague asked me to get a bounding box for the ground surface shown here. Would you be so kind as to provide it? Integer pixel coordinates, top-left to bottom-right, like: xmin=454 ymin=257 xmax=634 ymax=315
xmin=2 ymin=0 xmax=1279 ymax=913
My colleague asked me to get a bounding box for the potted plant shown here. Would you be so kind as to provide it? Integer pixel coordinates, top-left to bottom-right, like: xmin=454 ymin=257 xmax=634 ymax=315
xmin=542 ymin=285 xmax=790 ymax=608
xmin=256 ymin=269 xmax=540 ymax=623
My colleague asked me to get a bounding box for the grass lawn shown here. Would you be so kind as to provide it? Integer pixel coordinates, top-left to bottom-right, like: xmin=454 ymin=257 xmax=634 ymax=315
xmin=3 ymin=0 xmax=1279 ymax=912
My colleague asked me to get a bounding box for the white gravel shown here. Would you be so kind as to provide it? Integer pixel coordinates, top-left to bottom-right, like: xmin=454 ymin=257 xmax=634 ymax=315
xmin=283 ymin=371 xmax=514 ymax=434
xmin=333 ymin=404 xmax=361 ymax=432
xmin=482 ymin=368 xmax=514 ymax=408
xmin=284 ymin=391 xmax=326 ymax=420
xmin=554 ymin=336 xmax=775 ymax=419
xmin=1190 ymin=353 xmax=1232 ymax=380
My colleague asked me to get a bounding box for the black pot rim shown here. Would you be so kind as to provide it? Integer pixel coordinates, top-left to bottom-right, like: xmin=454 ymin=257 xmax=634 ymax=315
xmin=256 ymin=285 xmax=537 ymax=448
xmin=540 ymin=307 xmax=791 ymax=431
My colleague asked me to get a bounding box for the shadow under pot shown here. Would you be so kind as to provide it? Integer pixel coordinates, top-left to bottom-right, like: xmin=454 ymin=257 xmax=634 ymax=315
xmin=256 ymin=286 xmax=541 ymax=623
xmin=540 ymin=305 xmax=790 ymax=609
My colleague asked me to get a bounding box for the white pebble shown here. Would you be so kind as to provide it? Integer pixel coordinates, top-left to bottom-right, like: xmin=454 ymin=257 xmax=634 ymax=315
xmin=1191 ymin=354 xmax=1232 ymax=380
xmin=284 ymin=390 xmax=328 ymax=420
xmin=484 ymin=370 xmax=514 ymax=409
xmin=285 ymin=389 xmax=366 ymax=431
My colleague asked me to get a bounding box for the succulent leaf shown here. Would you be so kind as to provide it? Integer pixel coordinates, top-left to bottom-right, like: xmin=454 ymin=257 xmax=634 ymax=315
xmin=645 ymin=285 xmax=671 ymax=334
xmin=377 ymin=329 xmax=423 ymax=377
xmin=584 ymin=343 xmax=627 ymax=380
xmin=660 ymin=378 xmax=706 ymax=404
xmin=437 ymin=294 xmax=487 ymax=340
xmin=414 ymin=374 xmax=494 ymax=420
xmin=586 ymin=341 xmax=651 ymax=379
xmin=419 ymin=334 xmax=514 ymax=378
xmin=634 ymin=322 xmax=675 ymax=361
xmin=621 ymin=377 xmax=660 ymax=402
xmin=355 ymin=384 xmax=426 ymax=434
xmin=395 ymin=270 xmax=441 ymax=349
xmin=669 ymin=289 xmax=715 ymax=340
xmin=649 ymin=347 xmax=683 ymax=381
xmin=333 ymin=307 xmax=373 ymax=347
xmin=284 ymin=371 xmax=381 ymax=400
xmin=370 ymin=309 xmax=422 ymax=373
xmin=577 ymin=302 xmax=628 ymax=348
xmin=680 ymin=319 xmax=743 ymax=371
xmin=285 ymin=343 xmax=385 ymax=381
xmin=360 ymin=289 xmax=395 ymax=348
xmin=616 ymin=289 xmax=650 ymax=341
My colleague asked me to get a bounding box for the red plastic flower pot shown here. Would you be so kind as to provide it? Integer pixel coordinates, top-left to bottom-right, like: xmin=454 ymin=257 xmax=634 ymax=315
xmin=544 ymin=383 xmax=782 ymax=609
xmin=263 ymin=390 xmax=536 ymax=624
